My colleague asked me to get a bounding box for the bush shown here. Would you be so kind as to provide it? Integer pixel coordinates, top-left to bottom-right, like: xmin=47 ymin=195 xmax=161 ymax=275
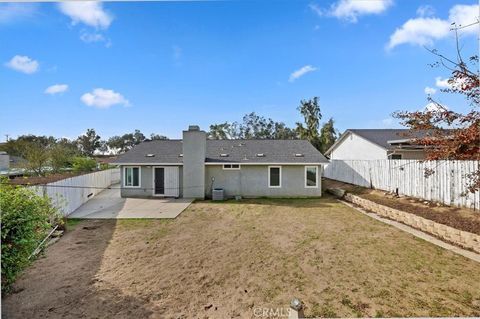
xmin=72 ymin=157 xmax=97 ymax=172
xmin=0 ymin=183 xmax=60 ymax=292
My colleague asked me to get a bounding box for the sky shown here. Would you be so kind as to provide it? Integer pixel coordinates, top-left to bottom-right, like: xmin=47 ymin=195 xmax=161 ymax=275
xmin=1 ymin=0 xmax=479 ymax=140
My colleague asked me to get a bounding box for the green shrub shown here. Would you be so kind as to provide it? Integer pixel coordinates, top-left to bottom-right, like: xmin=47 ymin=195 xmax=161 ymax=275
xmin=0 ymin=183 xmax=60 ymax=292
xmin=72 ymin=157 xmax=97 ymax=172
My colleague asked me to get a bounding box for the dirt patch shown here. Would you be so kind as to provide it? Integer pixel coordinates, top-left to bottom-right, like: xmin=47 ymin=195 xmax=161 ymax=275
xmin=8 ymin=172 xmax=93 ymax=186
xmin=324 ymin=178 xmax=480 ymax=235
xmin=3 ymin=198 xmax=480 ymax=318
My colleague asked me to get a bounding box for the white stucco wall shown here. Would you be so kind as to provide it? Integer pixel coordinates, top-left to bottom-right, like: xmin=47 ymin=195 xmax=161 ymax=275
xmin=330 ymin=132 xmax=387 ymax=160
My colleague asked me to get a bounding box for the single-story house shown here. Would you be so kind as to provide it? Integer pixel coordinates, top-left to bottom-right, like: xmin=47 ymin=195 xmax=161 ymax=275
xmin=113 ymin=125 xmax=329 ymax=199
xmin=325 ymin=129 xmax=431 ymax=160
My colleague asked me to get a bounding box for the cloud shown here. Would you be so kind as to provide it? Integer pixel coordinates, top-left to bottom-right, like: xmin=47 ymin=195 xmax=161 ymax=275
xmin=80 ymin=31 xmax=112 ymax=47
xmin=0 ymin=3 xmax=38 ymax=24
xmin=416 ymin=5 xmax=435 ymax=17
xmin=289 ymin=65 xmax=317 ymax=82
xmin=387 ymin=4 xmax=479 ymax=49
xmin=58 ymin=2 xmax=113 ymax=29
xmin=435 ymin=77 xmax=450 ymax=88
xmin=309 ymin=3 xmax=324 ymax=16
xmin=5 ymin=55 xmax=39 ymax=74
xmin=424 ymin=86 xmax=436 ymax=95
xmin=387 ymin=17 xmax=450 ymax=49
xmin=449 ymin=4 xmax=480 ymax=34
xmin=326 ymin=0 xmax=393 ymax=23
xmin=45 ymin=84 xmax=68 ymax=95
xmin=81 ymin=88 xmax=129 ymax=109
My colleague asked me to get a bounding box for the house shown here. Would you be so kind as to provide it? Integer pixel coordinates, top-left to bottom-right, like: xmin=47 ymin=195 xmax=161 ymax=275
xmin=113 ymin=125 xmax=329 ymax=199
xmin=325 ymin=129 xmax=429 ymax=160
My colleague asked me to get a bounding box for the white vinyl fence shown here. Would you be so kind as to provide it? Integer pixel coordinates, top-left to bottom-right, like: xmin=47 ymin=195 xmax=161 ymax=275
xmin=33 ymin=168 xmax=120 ymax=216
xmin=324 ymin=160 xmax=480 ymax=210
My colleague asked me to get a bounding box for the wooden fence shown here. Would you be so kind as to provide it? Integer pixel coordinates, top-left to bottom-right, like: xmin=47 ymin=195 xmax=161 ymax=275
xmin=324 ymin=160 xmax=480 ymax=210
xmin=33 ymin=168 xmax=121 ymax=216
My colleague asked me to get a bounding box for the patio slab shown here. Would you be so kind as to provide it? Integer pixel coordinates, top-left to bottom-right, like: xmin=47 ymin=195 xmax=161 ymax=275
xmin=69 ymin=184 xmax=192 ymax=219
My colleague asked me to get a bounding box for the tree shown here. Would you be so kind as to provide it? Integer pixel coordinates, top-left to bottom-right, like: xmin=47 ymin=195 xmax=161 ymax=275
xmin=296 ymin=97 xmax=322 ymax=150
xmin=150 ymin=133 xmax=168 ymax=140
xmin=49 ymin=144 xmax=76 ymax=173
xmin=133 ymin=129 xmax=146 ymax=144
xmin=208 ymin=113 xmax=298 ymax=140
xmin=106 ymin=135 xmax=125 ymax=154
xmin=208 ymin=122 xmax=233 ymax=139
xmin=77 ymin=129 xmax=101 ymax=156
xmin=319 ymin=118 xmax=338 ymax=154
xmin=98 ymin=140 xmax=109 ymax=155
xmin=22 ymin=142 xmax=50 ymax=176
xmin=393 ymin=25 xmax=479 ymax=193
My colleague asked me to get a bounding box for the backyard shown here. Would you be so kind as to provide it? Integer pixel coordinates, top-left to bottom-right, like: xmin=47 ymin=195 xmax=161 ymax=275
xmin=3 ymin=196 xmax=480 ymax=318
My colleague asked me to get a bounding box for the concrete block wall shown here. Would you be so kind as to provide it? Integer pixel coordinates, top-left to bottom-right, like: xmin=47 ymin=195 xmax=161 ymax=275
xmin=340 ymin=192 xmax=480 ymax=253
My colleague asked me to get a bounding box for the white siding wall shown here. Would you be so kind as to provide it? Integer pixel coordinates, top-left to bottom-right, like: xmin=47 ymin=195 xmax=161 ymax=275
xmin=330 ymin=133 xmax=387 ymax=160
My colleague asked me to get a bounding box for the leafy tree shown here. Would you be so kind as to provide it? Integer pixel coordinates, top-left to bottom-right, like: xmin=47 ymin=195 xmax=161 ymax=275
xmin=208 ymin=113 xmax=298 ymax=140
xmin=106 ymin=135 xmax=125 ymax=154
xmin=393 ymin=26 xmax=479 ymax=193
xmin=97 ymin=140 xmax=109 ymax=155
xmin=319 ymin=118 xmax=338 ymax=154
xmin=22 ymin=142 xmax=50 ymax=176
xmin=296 ymin=97 xmax=322 ymax=150
xmin=208 ymin=122 xmax=233 ymax=139
xmin=49 ymin=144 xmax=76 ymax=173
xmin=77 ymin=129 xmax=101 ymax=156
xmin=150 ymin=133 xmax=168 ymax=140
xmin=1 ymin=181 xmax=61 ymax=292
xmin=133 ymin=129 xmax=146 ymax=144
xmin=72 ymin=157 xmax=97 ymax=172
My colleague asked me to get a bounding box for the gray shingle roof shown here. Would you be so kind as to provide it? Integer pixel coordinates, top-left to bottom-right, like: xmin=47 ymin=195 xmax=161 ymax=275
xmin=113 ymin=139 xmax=328 ymax=164
xmin=325 ymin=129 xmax=437 ymax=155
xmin=348 ymin=129 xmax=439 ymax=149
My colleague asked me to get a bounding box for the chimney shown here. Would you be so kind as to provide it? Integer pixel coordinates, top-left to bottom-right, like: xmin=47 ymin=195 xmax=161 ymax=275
xmin=182 ymin=125 xmax=206 ymax=198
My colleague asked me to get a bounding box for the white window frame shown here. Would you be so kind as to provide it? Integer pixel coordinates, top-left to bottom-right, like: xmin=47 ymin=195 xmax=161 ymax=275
xmin=268 ymin=166 xmax=282 ymax=188
xmin=124 ymin=166 xmax=141 ymax=188
xmin=304 ymin=166 xmax=318 ymax=188
xmin=223 ymin=164 xmax=241 ymax=170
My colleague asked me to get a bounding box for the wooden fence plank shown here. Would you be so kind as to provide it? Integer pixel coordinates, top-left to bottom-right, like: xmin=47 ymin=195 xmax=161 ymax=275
xmin=324 ymin=159 xmax=479 ymax=211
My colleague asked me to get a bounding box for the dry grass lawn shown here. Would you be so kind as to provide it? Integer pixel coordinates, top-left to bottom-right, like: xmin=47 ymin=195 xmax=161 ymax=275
xmin=3 ymin=196 xmax=480 ymax=318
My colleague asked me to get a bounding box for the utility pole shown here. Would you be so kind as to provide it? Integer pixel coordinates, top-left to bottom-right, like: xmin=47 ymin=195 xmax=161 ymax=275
xmin=5 ymin=134 xmax=9 ymax=142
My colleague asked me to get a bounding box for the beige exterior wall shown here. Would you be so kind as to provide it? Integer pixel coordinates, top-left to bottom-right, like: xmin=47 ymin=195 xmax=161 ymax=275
xmin=389 ymin=149 xmax=426 ymax=160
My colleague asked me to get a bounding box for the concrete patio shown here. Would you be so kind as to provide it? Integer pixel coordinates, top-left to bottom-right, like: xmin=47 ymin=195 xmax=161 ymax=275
xmin=69 ymin=184 xmax=193 ymax=219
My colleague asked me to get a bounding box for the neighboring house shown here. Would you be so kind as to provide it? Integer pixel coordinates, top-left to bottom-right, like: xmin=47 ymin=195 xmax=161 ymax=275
xmin=325 ymin=129 xmax=430 ymax=160
xmin=113 ymin=125 xmax=329 ymax=199
xmin=0 ymin=151 xmax=26 ymax=177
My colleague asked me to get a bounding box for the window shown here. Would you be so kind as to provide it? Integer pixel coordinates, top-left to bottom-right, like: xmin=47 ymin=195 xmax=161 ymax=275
xmin=305 ymin=166 xmax=318 ymax=188
xmin=223 ymin=164 xmax=240 ymax=170
xmin=268 ymin=166 xmax=281 ymax=188
xmin=124 ymin=166 xmax=140 ymax=187
xmin=390 ymin=154 xmax=402 ymax=160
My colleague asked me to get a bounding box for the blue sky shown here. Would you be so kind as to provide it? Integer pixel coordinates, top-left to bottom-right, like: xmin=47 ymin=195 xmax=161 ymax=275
xmin=1 ymin=0 xmax=478 ymax=140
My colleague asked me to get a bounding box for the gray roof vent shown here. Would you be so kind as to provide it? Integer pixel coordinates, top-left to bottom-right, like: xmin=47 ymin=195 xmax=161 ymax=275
xmin=188 ymin=125 xmax=200 ymax=131
xmin=256 ymin=153 xmax=265 ymax=157
xmin=220 ymin=153 xmax=229 ymax=157
xmin=145 ymin=154 xmax=155 ymax=157
xmin=294 ymin=153 xmax=304 ymax=157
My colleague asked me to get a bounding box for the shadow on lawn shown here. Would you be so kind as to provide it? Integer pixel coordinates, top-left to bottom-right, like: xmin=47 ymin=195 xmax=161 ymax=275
xmin=2 ymin=219 xmax=153 ymax=319
xmin=199 ymin=194 xmax=340 ymax=208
